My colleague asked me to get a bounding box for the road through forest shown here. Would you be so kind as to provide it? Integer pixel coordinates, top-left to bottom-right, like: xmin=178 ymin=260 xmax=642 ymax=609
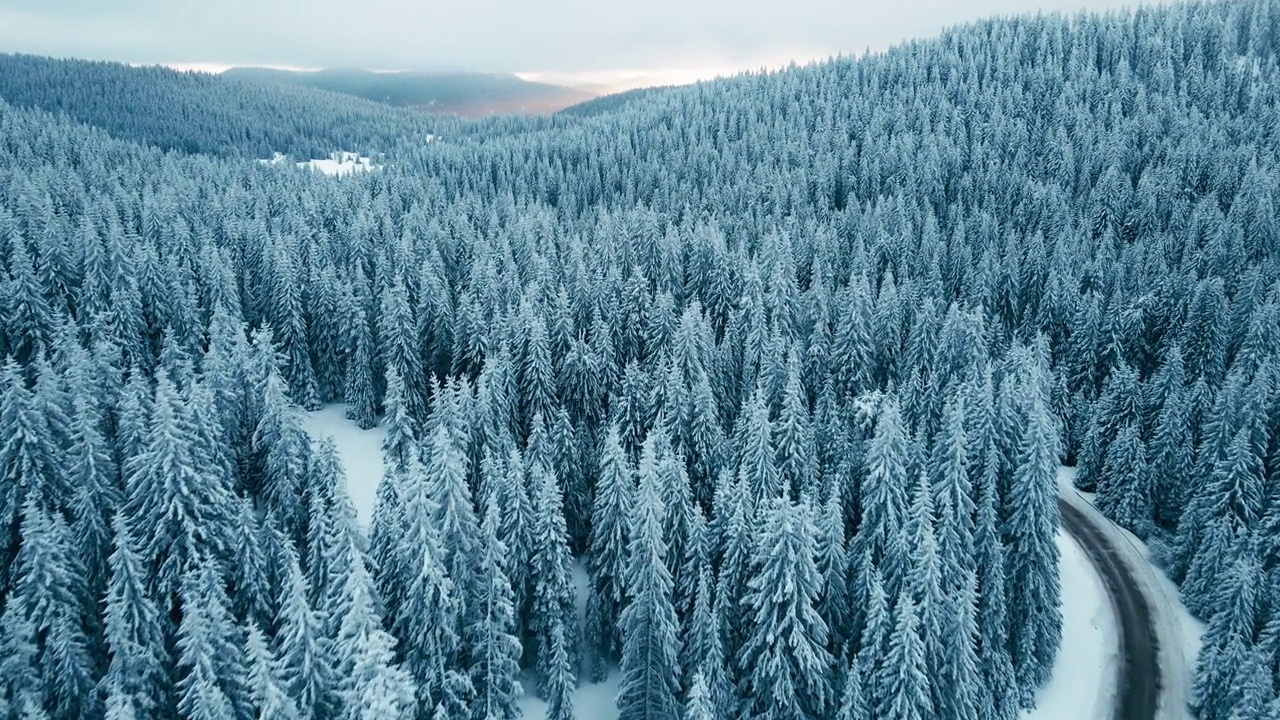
xmin=1058 ymin=498 xmax=1160 ymax=720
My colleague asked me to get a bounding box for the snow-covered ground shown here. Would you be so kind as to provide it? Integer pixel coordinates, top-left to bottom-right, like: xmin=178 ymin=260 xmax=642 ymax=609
xmin=518 ymin=561 xmax=622 ymax=720
xmin=259 ymin=151 xmax=378 ymax=176
xmin=1023 ymin=528 xmax=1118 ymax=720
xmin=1058 ymin=468 xmax=1204 ymax=720
xmin=301 ymin=404 xmax=1174 ymax=720
xmin=302 ymin=404 xmax=386 ymax=525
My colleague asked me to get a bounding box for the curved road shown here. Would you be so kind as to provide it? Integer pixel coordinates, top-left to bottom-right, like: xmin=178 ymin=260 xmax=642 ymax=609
xmin=1058 ymin=498 xmax=1160 ymax=720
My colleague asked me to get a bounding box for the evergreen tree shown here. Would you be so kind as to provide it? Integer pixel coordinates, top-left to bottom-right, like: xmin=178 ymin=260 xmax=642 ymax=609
xmin=833 ymin=658 xmax=869 ymax=720
xmin=585 ymin=426 xmax=633 ymax=679
xmin=125 ymin=370 xmax=236 ymax=602
xmin=176 ymin=558 xmax=252 ymax=720
xmin=858 ymin=397 xmax=910 ymax=597
xmin=527 ymin=456 xmax=576 ymax=698
xmin=874 ymin=591 xmax=932 ymax=720
xmin=1095 ymin=422 xmax=1153 ymax=537
xmin=1004 ymin=392 xmax=1062 ymax=703
xmin=616 ymin=434 xmax=681 ymax=720
xmin=469 ymin=496 xmax=523 ymax=720
xmin=99 ymin=514 xmax=166 ymax=720
xmin=11 ymin=493 xmax=96 ymax=720
xmin=738 ymin=499 xmax=832 ymax=720
xmin=246 ymin=625 xmax=302 ymax=720
xmin=274 ymin=549 xmax=337 ymax=720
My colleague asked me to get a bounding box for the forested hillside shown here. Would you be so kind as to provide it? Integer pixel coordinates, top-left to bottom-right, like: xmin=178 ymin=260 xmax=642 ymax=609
xmin=0 ymin=54 xmax=449 ymax=157
xmin=0 ymin=1 xmax=1278 ymax=720
xmin=222 ymin=67 xmax=593 ymax=117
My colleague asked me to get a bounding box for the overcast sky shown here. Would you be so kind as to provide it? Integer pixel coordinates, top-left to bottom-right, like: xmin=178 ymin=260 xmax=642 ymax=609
xmin=0 ymin=0 xmax=1142 ymax=88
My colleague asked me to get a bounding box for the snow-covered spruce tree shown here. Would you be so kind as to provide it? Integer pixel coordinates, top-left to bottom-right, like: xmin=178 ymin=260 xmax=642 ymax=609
xmin=856 ymin=396 xmax=910 ymax=599
xmin=738 ymin=498 xmax=832 ymax=720
xmin=176 ymin=557 xmax=253 ymax=720
xmin=275 ymin=547 xmax=338 ymax=720
xmin=100 ymin=513 xmax=167 ymax=719
xmin=1004 ymin=384 xmax=1062 ymax=705
xmin=393 ymin=453 xmax=463 ymax=716
xmin=1191 ymin=549 xmax=1264 ymax=720
xmin=586 ymin=425 xmax=633 ymax=680
xmin=470 ymin=492 xmax=524 ymax=720
xmin=10 ymin=490 xmax=97 ymax=720
xmin=815 ymin=482 xmax=851 ymax=656
xmin=0 ymin=358 xmax=59 ymax=590
xmin=616 ymin=432 xmax=681 ymax=720
xmin=972 ymin=440 xmax=1018 ymax=720
xmin=527 ymin=452 xmax=577 ymax=700
xmin=331 ymin=531 xmax=416 ymax=720
xmin=246 ymin=623 xmax=302 ymax=720
xmin=874 ymin=590 xmax=932 ymax=720
xmin=125 ymin=369 xmax=237 ymax=604
xmin=423 ymin=418 xmax=481 ymax=664
xmin=1095 ymin=421 xmax=1153 ymax=538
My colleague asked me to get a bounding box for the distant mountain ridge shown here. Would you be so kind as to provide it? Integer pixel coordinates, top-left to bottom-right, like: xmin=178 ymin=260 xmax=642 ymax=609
xmin=222 ymin=66 xmax=597 ymax=116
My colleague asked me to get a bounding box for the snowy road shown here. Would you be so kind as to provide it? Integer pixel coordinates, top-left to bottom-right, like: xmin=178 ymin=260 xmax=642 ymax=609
xmin=1058 ymin=497 xmax=1159 ymax=720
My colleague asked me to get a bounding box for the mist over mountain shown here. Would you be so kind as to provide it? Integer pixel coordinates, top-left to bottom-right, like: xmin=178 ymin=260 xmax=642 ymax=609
xmin=222 ymin=66 xmax=597 ymax=116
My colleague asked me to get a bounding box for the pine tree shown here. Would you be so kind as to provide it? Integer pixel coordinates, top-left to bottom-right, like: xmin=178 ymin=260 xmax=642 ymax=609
xmin=325 ymin=507 xmax=416 ymax=720
xmin=858 ymin=397 xmax=910 ymax=597
xmin=100 ymin=513 xmax=166 ymax=719
xmin=0 ymin=359 xmax=59 ymax=588
xmin=1192 ymin=551 xmax=1264 ymax=720
xmin=252 ymin=365 xmax=310 ymax=524
xmin=684 ymin=670 xmax=717 ymax=720
xmin=229 ymin=499 xmax=275 ymax=631
xmin=1004 ymin=393 xmax=1062 ymax=704
xmin=586 ymin=426 xmax=633 ymax=679
xmin=275 ymin=548 xmax=337 ymax=720
xmin=527 ymin=457 xmax=576 ymax=698
xmin=125 ymin=370 xmax=236 ymax=602
xmin=875 ymin=591 xmax=932 ymax=720
xmin=775 ymin=352 xmax=815 ymax=499
xmin=815 ymin=485 xmax=850 ymax=653
xmin=1095 ymin=422 xmax=1153 ymax=537
xmin=246 ymin=624 xmax=302 ymax=720
xmin=973 ymin=449 xmax=1017 ymax=720
xmin=380 ymin=276 xmax=427 ymax=426
xmin=395 ymin=455 xmax=460 ymax=714
xmin=739 ymin=499 xmax=832 ymax=720
xmin=737 ymin=387 xmax=779 ymax=503
xmin=1149 ymin=386 xmax=1194 ymax=529
xmin=470 ymin=496 xmax=523 ymax=720
xmin=343 ymin=297 xmax=378 ymax=430
xmin=684 ymin=558 xmax=730 ymax=717
xmin=11 ymin=492 xmax=96 ymax=720
xmin=0 ymin=585 xmax=42 ymax=720
xmin=616 ymin=434 xmax=681 ymax=720
xmin=544 ymin=621 xmax=576 ymax=720
xmin=424 ymin=420 xmax=480 ymax=660
xmin=176 ymin=558 xmax=252 ymax=720
xmin=833 ymin=658 xmax=869 ymax=720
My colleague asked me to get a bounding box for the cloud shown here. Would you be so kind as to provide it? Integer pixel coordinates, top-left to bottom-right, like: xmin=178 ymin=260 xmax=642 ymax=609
xmin=0 ymin=0 xmax=1139 ymax=81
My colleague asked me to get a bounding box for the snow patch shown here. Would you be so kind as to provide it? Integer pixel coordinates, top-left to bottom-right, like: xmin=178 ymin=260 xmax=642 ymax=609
xmin=258 ymin=151 xmax=379 ymax=176
xmin=1022 ymin=527 xmax=1119 ymax=720
xmin=301 ymin=404 xmax=386 ymax=526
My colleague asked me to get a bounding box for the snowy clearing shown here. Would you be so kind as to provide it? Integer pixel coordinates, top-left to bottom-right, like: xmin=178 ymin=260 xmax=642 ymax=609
xmin=258 ymin=150 xmax=378 ymax=176
xmin=302 ymin=404 xmax=386 ymax=525
xmin=1058 ymin=468 xmax=1204 ymax=720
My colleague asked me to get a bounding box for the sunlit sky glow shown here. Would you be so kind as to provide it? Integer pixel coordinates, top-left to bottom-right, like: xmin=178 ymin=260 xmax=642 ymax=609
xmin=2 ymin=1 xmax=1144 ymax=91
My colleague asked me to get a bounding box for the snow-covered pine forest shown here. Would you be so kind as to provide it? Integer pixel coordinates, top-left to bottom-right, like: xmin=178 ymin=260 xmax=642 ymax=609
xmin=0 ymin=1 xmax=1278 ymax=719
